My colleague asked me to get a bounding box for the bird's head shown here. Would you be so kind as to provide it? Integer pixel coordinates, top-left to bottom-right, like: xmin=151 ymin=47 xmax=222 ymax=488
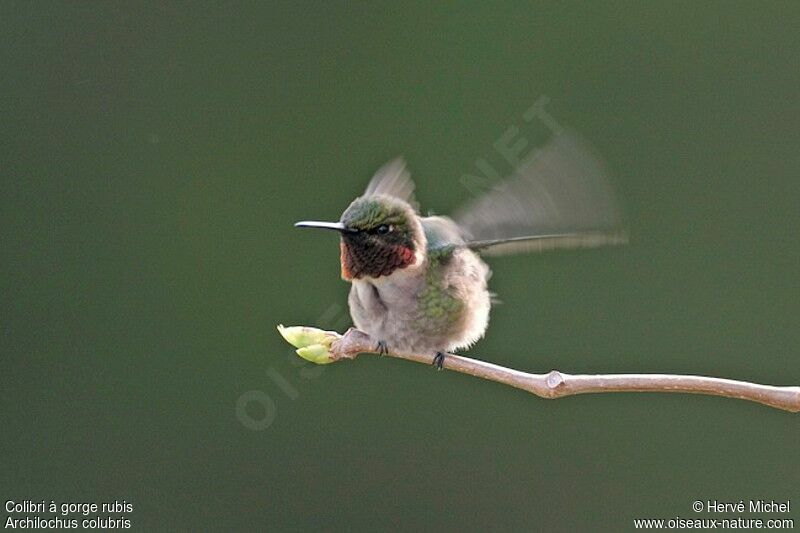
xmin=296 ymin=194 xmax=425 ymax=281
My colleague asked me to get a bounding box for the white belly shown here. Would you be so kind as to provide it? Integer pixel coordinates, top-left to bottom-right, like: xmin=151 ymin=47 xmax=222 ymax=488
xmin=347 ymin=251 xmax=491 ymax=354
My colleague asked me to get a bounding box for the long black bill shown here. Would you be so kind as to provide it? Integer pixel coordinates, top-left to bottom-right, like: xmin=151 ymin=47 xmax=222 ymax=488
xmin=294 ymin=221 xmax=358 ymax=234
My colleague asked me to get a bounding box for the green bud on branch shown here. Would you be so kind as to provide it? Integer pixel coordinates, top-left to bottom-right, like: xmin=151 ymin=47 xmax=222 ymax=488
xmin=276 ymin=325 xmax=342 ymax=364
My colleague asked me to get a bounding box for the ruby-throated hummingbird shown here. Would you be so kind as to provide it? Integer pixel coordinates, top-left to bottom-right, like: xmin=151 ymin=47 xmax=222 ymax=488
xmin=295 ymin=132 xmax=625 ymax=369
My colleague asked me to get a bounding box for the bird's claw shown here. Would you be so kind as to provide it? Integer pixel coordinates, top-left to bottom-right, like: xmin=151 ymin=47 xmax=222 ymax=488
xmin=376 ymin=340 xmax=389 ymax=357
xmin=432 ymin=352 xmax=446 ymax=371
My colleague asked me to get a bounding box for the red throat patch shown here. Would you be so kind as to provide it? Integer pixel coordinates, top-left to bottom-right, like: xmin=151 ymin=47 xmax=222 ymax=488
xmin=395 ymin=246 xmax=416 ymax=268
xmin=339 ymin=240 xmax=416 ymax=280
xmin=340 ymin=242 xmax=353 ymax=280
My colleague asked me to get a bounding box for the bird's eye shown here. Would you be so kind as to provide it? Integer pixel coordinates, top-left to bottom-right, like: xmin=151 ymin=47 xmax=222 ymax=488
xmin=375 ymin=224 xmax=392 ymax=235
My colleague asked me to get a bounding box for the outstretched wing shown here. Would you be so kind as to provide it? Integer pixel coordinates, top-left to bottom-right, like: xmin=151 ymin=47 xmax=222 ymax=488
xmin=364 ymin=157 xmax=418 ymax=210
xmin=453 ymin=130 xmax=626 ymax=256
xmin=421 ymin=215 xmax=465 ymax=255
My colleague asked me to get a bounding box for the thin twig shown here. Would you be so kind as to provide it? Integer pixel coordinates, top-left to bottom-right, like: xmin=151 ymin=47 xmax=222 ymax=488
xmin=329 ymin=328 xmax=800 ymax=413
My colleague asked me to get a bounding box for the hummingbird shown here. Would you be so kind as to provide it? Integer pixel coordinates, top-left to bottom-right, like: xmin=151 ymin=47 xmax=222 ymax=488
xmin=295 ymin=132 xmax=626 ymax=369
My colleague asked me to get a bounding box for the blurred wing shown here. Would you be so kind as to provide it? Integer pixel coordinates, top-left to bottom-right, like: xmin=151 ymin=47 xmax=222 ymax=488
xmin=454 ymin=130 xmax=626 ymax=256
xmin=364 ymin=157 xmax=418 ymax=210
xmin=466 ymin=231 xmax=628 ymax=255
xmin=421 ymin=215 xmax=465 ymax=256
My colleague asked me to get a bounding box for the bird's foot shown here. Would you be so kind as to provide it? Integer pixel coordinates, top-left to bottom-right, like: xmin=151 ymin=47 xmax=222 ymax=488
xmin=376 ymin=340 xmax=389 ymax=357
xmin=432 ymin=351 xmax=446 ymax=371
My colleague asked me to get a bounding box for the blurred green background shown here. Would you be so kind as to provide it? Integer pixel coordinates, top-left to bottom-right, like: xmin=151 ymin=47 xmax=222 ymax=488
xmin=2 ymin=2 xmax=798 ymax=531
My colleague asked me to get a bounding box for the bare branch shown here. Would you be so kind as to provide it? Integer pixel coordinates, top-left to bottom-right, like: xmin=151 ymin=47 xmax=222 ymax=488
xmin=329 ymin=328 xmax=800 ymax=413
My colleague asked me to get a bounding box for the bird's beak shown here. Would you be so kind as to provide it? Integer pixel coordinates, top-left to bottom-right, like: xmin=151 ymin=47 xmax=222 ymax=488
xmin=294 ymin=221 xmax=358 ymax=234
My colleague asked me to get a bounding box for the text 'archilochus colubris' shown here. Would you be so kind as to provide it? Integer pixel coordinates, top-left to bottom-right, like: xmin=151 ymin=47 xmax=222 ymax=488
xmin=295 ymin=132 xmax=626 ymax=369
